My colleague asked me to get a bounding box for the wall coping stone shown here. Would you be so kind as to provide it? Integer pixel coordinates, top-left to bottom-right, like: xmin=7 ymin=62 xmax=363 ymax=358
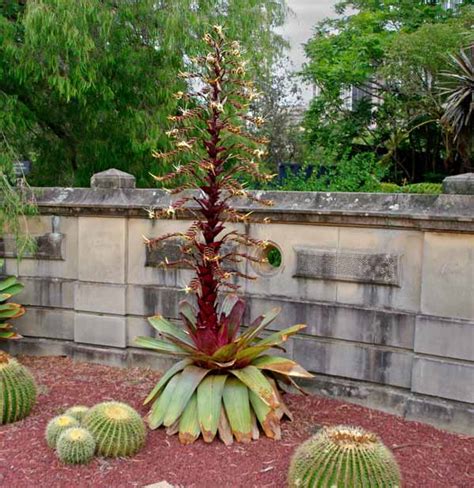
xmin=90 ymin=168 xmax=136 ymax=189
xmin=443 ymin=173 xmax=474 ymax=195
xmin=31 ymin=187 xmax=474 ymax=232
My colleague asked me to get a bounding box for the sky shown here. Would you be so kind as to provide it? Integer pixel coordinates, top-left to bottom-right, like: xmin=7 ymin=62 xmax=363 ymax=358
xmin=279 ymin=0 xmax=339 ymax=104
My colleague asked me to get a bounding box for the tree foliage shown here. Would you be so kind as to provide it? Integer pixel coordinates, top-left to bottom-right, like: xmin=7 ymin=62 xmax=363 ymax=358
xmin=303 ymin=0 xmax=474 ymax=182
xmin=0 ymin=0 xmax=287 ymax=187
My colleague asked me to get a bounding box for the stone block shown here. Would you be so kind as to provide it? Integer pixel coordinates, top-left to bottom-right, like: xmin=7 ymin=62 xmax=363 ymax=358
xmin=415 ymin=315 xmax=474 ymax=361
xmin=246 ymin=296 xmax=415 ymax=349
xmin=78 ymin=217 xmax=126 ymax=283
xmin=91 ymin=168 xmax=136 ymax=189
xmin=14 ymin=307 xmax=74 ymax=340
xmin=336 ymin=228 xmax=423 ymax=312
xmin=74 ymin=313 xmax=126 ymax=348
xmin=126 ymin=316 xmax=155 ymax=347
xmin=72 ymin=343 xmax=128 ymax=368
xmin=126 ymin=285 xmax=184 ymax=318
xmin=411 ymin=356 xmax=474 ymax=403
xmin=294 ymin=247 xmax=401 ymax=286
xmin=127 ymin=348 xmax=177 ymax=371
xmin=443 ymin=173 xmax=474 ymax=195
xmin=18 ymin=277 xmax=75 ymax=309
xmin=75 ymin=282 xmax=126 ymax=315
xmin=5 ymin=337 xmax=73 ymax=358
xmin=293 ymin=336 xmax=413 ymax=388
xmin=421 ymin=233 xmax=474 ymax=320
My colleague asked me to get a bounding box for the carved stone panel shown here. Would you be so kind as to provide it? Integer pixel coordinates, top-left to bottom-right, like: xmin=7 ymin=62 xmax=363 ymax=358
xmin=0 ymin=233 xmax=63 ymax=260
xmin=294 ymin=247 xmax=401 ymax=286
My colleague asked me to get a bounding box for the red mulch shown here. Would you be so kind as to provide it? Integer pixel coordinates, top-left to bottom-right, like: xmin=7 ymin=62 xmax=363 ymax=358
xmin=0 ymin=356 xmax=473 ymax=488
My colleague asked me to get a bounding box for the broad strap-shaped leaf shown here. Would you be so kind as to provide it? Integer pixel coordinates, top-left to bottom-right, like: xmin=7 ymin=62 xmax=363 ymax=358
xmin=239 ymin=307 xmax=281 ymax=344
xmin=222 ymin=377 xmax=252 ymax=443
xmin=219 ymin=296 xmax=245 ymax=342
xmin=235 ymin=344 xmax=273 ymax=364
xmin=252 ymin=355 xmax=313 ymax=378
xmin=211 ymin=342 xmax=239 ymax=364
xmin=218 ymin=406 xmax=233 ymax=446
xmin=250 ymin=410 xmax=260 ymax=440
xmin=0 ymin=304 xmax=25 ymax=320
xmin=267 ymin=376 xmax=294 ymax=421
xmin=0 ymin=276 xmax=21 ymax=292
xmin=134 ymin=336 xmax=188 ymax=356
xmin=0 ymin=330 xmax=22 ymax=340
xmin=254 ymin=324 xmax=306 ymax=347
xmin=144 ymin=358 xmax=193 ymax=405
xmin=163 ymin=365 xmax=209 ymax=427
xmin=0 ymin=283 xmax=23 ymax=298
xmin=179 ymin=300 xmax=197 ymax=332
xmin=249 ymin=389 xmax=281 ymax=440
xmin=197 ymin=374 xmax=227 ymax=443
xmin=230 ymin=365 xmax=279 ymax=408
xmin=178 ymin=392 xmax=200 ymax=445
xmin=148 ymin=314 xmax=195 ymax=347
xmin=148 ymin=373 xmax=181 ymax=429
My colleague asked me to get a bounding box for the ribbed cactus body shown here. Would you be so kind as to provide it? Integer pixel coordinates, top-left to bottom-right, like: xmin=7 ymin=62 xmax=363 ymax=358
xmin=288 ymin=425 xmax=401 ymax=488
xmin=64 ymin=405 xmax=89 ymax=423
xmin=57 ymin=427 xmax=96 ymax=464
xmin=46 ymin=415 xmax=80 ymax=448
xmin=0 ymin=354 xmax=37 ymax=424
xmin=84 ymin=401 xmax=146 ymax=457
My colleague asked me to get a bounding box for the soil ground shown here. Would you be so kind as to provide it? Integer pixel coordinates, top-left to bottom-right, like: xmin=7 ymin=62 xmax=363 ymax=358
xmin=1 ymin=356 xmax=473 ymax=487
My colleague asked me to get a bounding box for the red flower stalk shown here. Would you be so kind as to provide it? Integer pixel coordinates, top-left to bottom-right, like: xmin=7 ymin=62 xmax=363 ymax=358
xmin=147 ymin=26 xmax=275 ymax=355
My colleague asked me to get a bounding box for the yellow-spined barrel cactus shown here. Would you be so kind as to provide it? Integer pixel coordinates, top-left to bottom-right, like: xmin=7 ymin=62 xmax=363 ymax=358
xmin=64 ymin=405 xmax=89 ymax=422
xmin=288 ymin=425 xmax=401 ymax=488
xmin=57 ymin=427 xmax=96 ymax=464
xmin=46 ymin=415 xmax=80 ymax=448
xmin=84 ymin=401 xmax=146 ymax=457
xmin=0 ymin=353 xmax=37 ymax=424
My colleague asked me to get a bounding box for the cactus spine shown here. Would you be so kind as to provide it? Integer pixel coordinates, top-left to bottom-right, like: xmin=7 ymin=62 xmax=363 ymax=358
xmin=84 ymin=401 xmax=146 ymax=457
xmin=64 ymin=405 xmax=89 ymax=423
xmin=0 ymin=353 xmax=37 ymax=424
xmin=57 ymin=427 xmax=96 ymax=464
xmin=288 ymin=425 xmax=401 ymax=488
xmin=46 ymin=415 xmax=80 ymax=448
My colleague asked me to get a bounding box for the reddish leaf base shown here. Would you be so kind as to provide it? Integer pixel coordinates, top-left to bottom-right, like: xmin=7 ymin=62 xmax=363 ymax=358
xmin=1 ymin=356 xmax=472 ymax=487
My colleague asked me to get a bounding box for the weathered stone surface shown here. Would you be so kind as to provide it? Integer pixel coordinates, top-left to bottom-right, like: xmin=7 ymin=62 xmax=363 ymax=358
xmin=443 ymin=172 xmax=474 ymax=195
xmin=73 ymin=343 xmax=128 ymax=368
xmin=75 ymin=282 xmax=126 ymax=315
xmin=91 ymin=168 xmax=136 ymax=189
xmin=15 ymin=307 xmax=74 ymax=340
xmin=246 ymin=296 xmax=415 ymax=349
xmin=292 ymin=336 xmax=413 ymax=388
xmin=74 ymin=313 xmax=126 ymax=348
xmin=421 ymin=233 xmax=474 ymax=320
xmin=415 ymin=315 xmax=474 ymax=361
xmin=78 ymin=217 xmax=126 ymax=284
xmin=17 ymin=277 xmax=75 ymax=309
xmin=126 ymin=317 xmax=155 ymax=347
xmin=294 ymin=247 xmax=401 ymax=286
xmin=127 ymin=285 xmax=184 ymax=318
xmin=412 ymin=357 xmax=474 ymax=403
xmin=0 ymin=232 xmax=63 ymax=260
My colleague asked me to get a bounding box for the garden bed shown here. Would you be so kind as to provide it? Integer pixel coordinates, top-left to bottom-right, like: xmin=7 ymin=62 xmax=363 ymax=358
xmin=1 ymin=356 xmax=473 ymax=487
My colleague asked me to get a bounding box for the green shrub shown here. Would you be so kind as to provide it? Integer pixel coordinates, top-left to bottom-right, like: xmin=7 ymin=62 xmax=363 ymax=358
xmin=0 ymin=354 xmax=37 ymax=424
xmin=45 ymin=415 xmax=80 ymax=448
xmin=83 ymin=401 xmax=146 ymax=457
xmin=399 ymin=183 xmax=442 ymax=194
xmin=288 ymin=425 xmax=401 ymax=488
xmin=57 ymin=427 xmax=96 ymax=465
xmin=64 ymin=405 xmax=89 ymax=423
xmin=379 ymin=182 xmax=401 ymax=193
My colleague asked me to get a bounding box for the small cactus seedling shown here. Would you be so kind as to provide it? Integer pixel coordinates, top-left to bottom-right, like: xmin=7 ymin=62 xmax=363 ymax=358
xmin=45 ymin=415 xmax=80 ymax=448
xmin=84 ymin=401 xmax=146 ymax=457
xmin=64 ymin=405 xmax=89 ymax=423
xmin=0 ymin=353 xmax=37 ymax=424
xmin=56 ymin=427 xmax=96 ymax=465
xmin=288 ymin=425 xmax=401 ymax=488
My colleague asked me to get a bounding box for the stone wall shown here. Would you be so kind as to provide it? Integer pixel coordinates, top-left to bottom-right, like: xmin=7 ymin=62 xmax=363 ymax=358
xmin=2 ymin=170 xmax=474 ymax=434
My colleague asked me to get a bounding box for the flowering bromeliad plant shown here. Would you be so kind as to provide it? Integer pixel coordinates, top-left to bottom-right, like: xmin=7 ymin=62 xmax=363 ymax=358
xmin=0 ymin=260 xmax=25 ymax=341
xmin=136 ymin=26 xmax=312 ymax=445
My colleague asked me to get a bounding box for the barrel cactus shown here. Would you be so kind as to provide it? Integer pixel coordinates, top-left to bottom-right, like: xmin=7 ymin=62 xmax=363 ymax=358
xmin=64 ymin=405 xmax=89 ymax=423
xmin=83 ymin=401 xmax=146 ymax=457
xmin=0 ymin=353 xmax=37 ymax=424
xmin=288 ymin=425 xmax=401 ymax=488
xmin=57 ymin=427 xmax=96 ymax=464
xmin=46 ymin=415 xmax=80 ymax=448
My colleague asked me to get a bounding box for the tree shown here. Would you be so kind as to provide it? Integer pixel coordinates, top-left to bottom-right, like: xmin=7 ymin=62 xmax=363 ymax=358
xmin=0 ymin=0 xmax=287 ymax=187
xmin=302 ymin=0 xmax=473 ymax=182
xmin=135 ymin=27 xmax=312 ymax=445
